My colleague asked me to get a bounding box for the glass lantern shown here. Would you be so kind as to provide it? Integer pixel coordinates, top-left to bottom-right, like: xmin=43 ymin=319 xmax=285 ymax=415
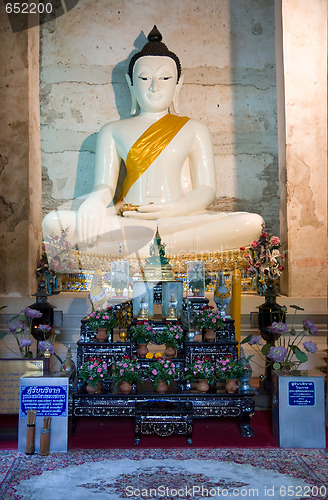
xmin=187 ymin=261 xmax=205 ymax=298
xmin=132 ymin=281 xmax=154 ymax=319
xmin=162 ymin=281 xmax=183 ymax=320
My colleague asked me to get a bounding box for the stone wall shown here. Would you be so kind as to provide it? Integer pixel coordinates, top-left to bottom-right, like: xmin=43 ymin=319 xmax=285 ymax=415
xmin=40 ymin=0 xmax=279 ymax=233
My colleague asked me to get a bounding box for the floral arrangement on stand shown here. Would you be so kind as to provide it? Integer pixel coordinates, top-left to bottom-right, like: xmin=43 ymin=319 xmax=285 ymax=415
xmin=78 ymin=357 xmax=108 ymax=390
xmin=241 ymin=305 xmax=318 ymax=373
xmin=160 ymin=323 xmax=184 ymax=350
xmin=242 ymin=230 xmax=284 ymax=295
xmin=184 ymin=357 xmax=216 ymax=385
xmin=146 ymin=354 xmax=176 ymax=391
xmin=87 ymin=307 xmax=117 ymax=333
xmin=1 ymin=306 xmax=61 ymax=363
xmin=112 ymin=356 xmax=141 ymax=385
xmin=195 ymin=306 xmax=224 ymax=330
xmin=215 ymin=355 xmax=245 ymax=382
xmin=37 ymin=227 xmax=77 ymax=293
xmin=128 ymin=321 xmax=155 ymax=344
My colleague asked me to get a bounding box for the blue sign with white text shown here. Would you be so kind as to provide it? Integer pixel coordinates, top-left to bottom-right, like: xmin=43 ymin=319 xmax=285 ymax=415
xmin=20 ymin=385 xmax=68 ymax=417
xmin=288 ymin=381 xmax=315 ymax=406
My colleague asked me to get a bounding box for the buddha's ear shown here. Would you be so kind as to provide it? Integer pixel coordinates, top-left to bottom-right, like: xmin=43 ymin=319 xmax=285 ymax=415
xmin=125 ymin=73 xmax=138 ymax=115
xmin=172 ymin=74 xmax=184 ymax=115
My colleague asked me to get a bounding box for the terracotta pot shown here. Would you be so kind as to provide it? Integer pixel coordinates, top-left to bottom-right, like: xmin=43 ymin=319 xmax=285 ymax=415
xmin=155 ymin=380 xmax=168 ymax=394
xmin=86 ymin=384 xmax=97 ymax=394
xmin=205 ymin=328 xmax=216 ymax=343
xmin=120 ymin=381 xmax=133 ymax=394
xmin=197 ymin=379 xmax=210 ymax=393
xmin=164 ymin=345 xmax=176 ymax=358
xmin=137 ymin=343 xmax=148 ymax=358
xmin=225 ymin=379 xmax=238 ymax=394
xmin=96 ymin=328 xmax=108 ymax=342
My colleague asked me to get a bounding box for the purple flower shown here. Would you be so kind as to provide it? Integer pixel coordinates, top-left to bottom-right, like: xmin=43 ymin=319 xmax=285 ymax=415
xmin=267 ymin=346 xmax=288 ymax=363
xmin=302 ymin=319 xmax=318 ymax=335
xmin=38 ymin=340 xmax=55 ymax=354
xmin=249 ymin=335 xmax=263 ymax=346
xmin=268 ymin=322 xmax=289 ymax=334
xmin=24 ymin=307 xmax=43 ymax=319
xmin=37 ymin=324 xmax=52 ymax=332
xmin=10 ymin=321 xmax=24 ymax=333
xmin=20 ymin=338 xmax=33 ymax=347
xmin=303 ymin=341 xmax=318 ymax=353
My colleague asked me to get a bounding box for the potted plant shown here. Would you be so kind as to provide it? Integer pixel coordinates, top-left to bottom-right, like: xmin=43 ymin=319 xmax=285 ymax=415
xmin=160 ymin=322 xmax=184 ymax=357
xmin=146 ymin=354 xmax=176 ymax=393
xmin=215 ymin=355 xmax=245 ymax=393
xmin=112 ymin=356 xmax=141 ymax=394
xmin=184 ymin=357 xmax=216 ymax=393
xmin=78 ymin=357 xmax=108 ymax=393
xmin=195 ymin=306 xmax=224 ymax=342
xmin=87 ymin=307 xmax=117 ymax=342
xmin=128 ymin=321 xmax=155 ymax=358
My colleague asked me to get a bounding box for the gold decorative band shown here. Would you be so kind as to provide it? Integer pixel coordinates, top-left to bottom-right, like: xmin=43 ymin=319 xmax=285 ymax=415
xmin=58 ymin=247 xmax=255 ymax=293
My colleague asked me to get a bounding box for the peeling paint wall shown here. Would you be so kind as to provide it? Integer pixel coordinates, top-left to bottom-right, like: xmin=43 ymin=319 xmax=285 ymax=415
xmin=40 ymin=0 xmax=279 ymax=233
xmin=276 ymin=0 xmax=327 ymax=297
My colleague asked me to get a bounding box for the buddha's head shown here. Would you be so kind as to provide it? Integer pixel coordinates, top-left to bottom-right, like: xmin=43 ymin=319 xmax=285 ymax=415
xmin=126 ymin=26 xmax=184 ymax=114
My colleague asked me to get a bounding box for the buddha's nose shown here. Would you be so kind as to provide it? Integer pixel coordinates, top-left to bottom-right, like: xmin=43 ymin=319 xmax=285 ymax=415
xmin=149 ymin=77 xmax=160 ymax=92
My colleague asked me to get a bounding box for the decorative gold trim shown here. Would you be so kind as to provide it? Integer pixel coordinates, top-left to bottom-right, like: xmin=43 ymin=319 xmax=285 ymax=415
xmin=59 ymin=247 xmax=255 ymax=293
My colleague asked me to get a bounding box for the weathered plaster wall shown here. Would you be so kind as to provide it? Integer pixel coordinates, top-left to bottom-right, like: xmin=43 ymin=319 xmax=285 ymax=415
xmin=276 ymin=0 xmax=327 ymax=297
xmin=40 ymin=0 xmax=279 ymax=233
xmin=0 ymin=5 xmax=41 ymax=296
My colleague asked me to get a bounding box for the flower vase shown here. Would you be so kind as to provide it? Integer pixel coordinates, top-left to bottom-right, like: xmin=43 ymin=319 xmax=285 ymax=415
xmin=225 ymin=379 xmax=238 ymax=394
xmin=96 ymin=328 xmax=108 ymax=342
xmin=137 ymin=343 xmax=148 ymax=358
xmin=204 ymin=328 xmax=216 ymax=343
xmin=164 ymin=345 xmax=176 ymax=358
xmin=258 ymin=281 xmax=286 ymax=394
xmin=120 ymin=381 xmax=133 ymax=394
xmin=86 ymin=384 xmax=97 ymax=394
xmin=197 ymin=379 xmax=209 ymax=393
xmin=258 ymin=281 xmax=286 ymax=339
xmin=155 ymin=380 xmax=168 ymax=394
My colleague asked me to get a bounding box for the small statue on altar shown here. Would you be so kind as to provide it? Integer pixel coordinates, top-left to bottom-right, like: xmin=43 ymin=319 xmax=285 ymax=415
xmin=43 ymin=26 xmax=263 ymax=257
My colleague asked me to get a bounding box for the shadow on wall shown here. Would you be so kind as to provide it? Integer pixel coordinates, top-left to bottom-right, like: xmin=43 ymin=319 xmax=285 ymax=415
xmin=73 ymin=31 xmax=148 ymax=201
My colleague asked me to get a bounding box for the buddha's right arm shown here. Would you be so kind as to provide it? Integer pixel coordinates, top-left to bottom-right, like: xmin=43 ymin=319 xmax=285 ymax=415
xmin=77 ymin=123 xmax=120 ymax=242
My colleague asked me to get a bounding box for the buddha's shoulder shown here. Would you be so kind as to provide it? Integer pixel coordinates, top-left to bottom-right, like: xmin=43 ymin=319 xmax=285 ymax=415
xmin=183 ymin=117 xmax=212 ymax=135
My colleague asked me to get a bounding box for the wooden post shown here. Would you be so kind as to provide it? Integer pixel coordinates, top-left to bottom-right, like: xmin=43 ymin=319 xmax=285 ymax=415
xmin=231 ymin=269 xmax=241 ymax=353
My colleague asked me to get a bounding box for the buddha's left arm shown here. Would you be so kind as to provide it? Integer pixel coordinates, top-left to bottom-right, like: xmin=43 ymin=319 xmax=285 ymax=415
xmin=124 ymin=121 xmax=216 ymax=219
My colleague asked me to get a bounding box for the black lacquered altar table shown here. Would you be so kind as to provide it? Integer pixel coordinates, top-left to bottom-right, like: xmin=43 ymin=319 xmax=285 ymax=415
xmin=72 ymin=383 xmax=255 ymax=443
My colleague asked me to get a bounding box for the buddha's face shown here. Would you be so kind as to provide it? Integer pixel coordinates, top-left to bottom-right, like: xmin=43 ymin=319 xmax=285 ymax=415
xmin=132 ymin=56 xmax=179 ymax=113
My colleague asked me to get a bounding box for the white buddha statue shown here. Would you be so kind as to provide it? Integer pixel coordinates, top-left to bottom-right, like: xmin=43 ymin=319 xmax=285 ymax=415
xmin=43 ymin=26 xmax=263 ymax=258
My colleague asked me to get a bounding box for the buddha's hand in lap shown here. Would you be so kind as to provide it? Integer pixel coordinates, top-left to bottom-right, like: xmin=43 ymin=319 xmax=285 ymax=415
xmin=77 ymin=197 xmax=108 ymax=243
xmin=123 ymin=201 xmax=187 ymax=220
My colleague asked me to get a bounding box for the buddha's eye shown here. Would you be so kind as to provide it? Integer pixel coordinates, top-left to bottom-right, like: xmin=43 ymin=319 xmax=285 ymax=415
xmin=138 ymin=76 xmax=149 ymax=81
xmin=160 ymin=76 xmax=172 ymax=81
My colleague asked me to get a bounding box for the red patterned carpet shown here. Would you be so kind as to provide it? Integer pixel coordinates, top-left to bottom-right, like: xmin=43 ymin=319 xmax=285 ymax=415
xmin=1 ymin=448 xmax=328 ymax=499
